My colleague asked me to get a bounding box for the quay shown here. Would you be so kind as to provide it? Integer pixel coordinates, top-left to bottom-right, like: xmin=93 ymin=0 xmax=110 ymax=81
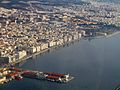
xmin=0 ymin=67 xmax=74 ymax=84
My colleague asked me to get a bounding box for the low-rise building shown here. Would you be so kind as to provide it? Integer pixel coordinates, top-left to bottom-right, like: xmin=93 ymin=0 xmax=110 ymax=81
xmin=40 ymin=43 xmax=48 ymax=50
xmin=73 ymin=34 xmax=78 ymax=40
xmin=48 ymin=40 xmax=56 ymax=47
xmin=81 ymin=30 xmax=86 ymax=36
xmin=8 ymin=55 xmax=16 ymax=63
xmin=63 ymin=36 xmax=68 ymax=43
xmin=78 ymin=33 xmax=82 ymax=38
xmin=55 ymin=40 xmax=60 ymax=46
xmin=67 ymin=35 xmax=73 ymax=42
xmin=17 ymin=50 xmax=27 ymax=59
xmin=0 ymin=76 xmax=6 ymax=84
xmin=59 ymin=38 xmax=64 ymax=45
xmin=36 ymin=46 xmax=41 ymax=52
xmin=27 ymin=47 xmax=37 ymax=54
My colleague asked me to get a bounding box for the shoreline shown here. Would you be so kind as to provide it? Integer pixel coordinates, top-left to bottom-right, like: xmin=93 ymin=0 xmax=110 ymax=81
xmin=83 ymin=31 xmax=120 ymax=40
xmin=7 ymin=38 xmax=80 ymax=67
xmin=106 ymin=31 xmax=120 ymax=38
xmin=6 ymin=31 xmax=120 ymax=67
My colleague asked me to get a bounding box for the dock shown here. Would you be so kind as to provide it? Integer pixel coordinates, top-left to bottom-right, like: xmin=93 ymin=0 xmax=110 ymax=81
xmin=0 ymin=67 xmax=74 ymax=84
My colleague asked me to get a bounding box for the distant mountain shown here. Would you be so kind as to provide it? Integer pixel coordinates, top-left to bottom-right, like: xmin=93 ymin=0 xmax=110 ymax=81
xmin=1 ymin=0 xmax=118 ymax=10
xmin=0 ymin=0 xmax=29 ymax=9
xmin=0 ymin=0 xmax=86 ymax=9
xmin=87 ymin=0 xmax=120 ymax=3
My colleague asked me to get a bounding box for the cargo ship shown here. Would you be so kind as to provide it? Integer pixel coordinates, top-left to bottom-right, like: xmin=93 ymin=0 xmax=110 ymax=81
xmin=22 ymin=70 xmax=74 ymax=83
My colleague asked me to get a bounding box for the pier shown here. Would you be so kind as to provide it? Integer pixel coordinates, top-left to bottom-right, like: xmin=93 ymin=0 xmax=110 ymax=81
xmin=0 ymin=67 xmax=74 ymax=84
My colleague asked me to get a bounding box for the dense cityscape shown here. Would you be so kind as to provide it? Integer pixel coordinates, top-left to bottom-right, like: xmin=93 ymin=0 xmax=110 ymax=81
xmin=0 ymin=0 xmax=120 ymax=89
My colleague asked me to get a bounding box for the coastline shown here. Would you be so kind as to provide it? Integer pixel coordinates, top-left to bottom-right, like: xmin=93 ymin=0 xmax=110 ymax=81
xmin=84 ymin=31 xmax=120 ymax=40
xmin=106 ymin=31 xmax=120 ymax=38
xmin=6 ymin=31 xmax=120 ymax=67
xmin=7 ymin=38 xmax=80 ymax=67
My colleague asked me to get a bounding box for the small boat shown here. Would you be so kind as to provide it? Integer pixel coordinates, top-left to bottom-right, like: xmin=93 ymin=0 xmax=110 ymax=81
xmin=15 ymin=75 xmax=23 ymax=80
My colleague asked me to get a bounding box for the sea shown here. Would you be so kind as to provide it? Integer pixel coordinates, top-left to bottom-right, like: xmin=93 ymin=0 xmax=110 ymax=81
xmin=0 ymin=33 xmax=120 ymax=90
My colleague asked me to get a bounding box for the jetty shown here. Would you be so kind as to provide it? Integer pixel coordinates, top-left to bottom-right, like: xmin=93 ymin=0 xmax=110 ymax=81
xmin=0 ymin=67 xmax=74 ymax=84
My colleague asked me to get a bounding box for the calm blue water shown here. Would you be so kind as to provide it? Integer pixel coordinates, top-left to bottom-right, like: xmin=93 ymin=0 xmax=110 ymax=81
xmin=1 ymin=34 xmax=120 ymax=90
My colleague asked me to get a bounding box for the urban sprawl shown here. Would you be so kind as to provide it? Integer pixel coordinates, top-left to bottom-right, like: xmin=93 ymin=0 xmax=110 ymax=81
xmin=0 ymin=1 xmax=120 ymax=66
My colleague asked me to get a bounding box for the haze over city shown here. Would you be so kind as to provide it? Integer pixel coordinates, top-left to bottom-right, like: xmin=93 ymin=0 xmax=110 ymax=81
xmin=0 ymin=0 xmax=120 ymax=90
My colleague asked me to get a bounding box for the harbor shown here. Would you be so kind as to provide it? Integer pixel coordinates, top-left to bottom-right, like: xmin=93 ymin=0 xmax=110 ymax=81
xmin=0 ymin=0 xmax=120 ymax=90
xmin=0 ymin=67 xmax=74 ymax=84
